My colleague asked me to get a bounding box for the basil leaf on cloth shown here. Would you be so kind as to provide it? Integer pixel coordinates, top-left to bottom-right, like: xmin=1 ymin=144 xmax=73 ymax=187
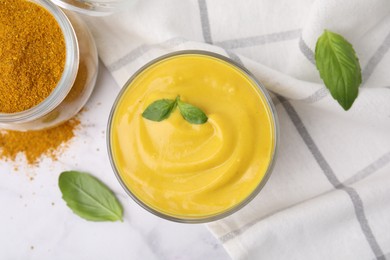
xmin=315 ymin=29 xmax=362 ymax=110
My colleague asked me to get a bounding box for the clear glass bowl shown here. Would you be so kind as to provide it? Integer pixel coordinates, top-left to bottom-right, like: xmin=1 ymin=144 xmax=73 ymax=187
xmin=0 ymin=0 xmax=98 ymax=131
xmin=50 ymin=0 xmax=136 ymax=16
xmin=107 ymin=51 xmax=279 ymax=223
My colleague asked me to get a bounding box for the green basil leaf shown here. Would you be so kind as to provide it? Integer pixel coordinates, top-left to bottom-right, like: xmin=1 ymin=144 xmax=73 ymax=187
xmin=315 ymin=29 xmax=362 ymax=110
xmin=177 ymin=100 xmax=208 ymax=124
xmin=142 ymin=99 xmax=176 ymax=122
xmin=142 ymin=96 xmax=208 ymax=124
xmin=59 ymin=171 xmax=123 ymax=222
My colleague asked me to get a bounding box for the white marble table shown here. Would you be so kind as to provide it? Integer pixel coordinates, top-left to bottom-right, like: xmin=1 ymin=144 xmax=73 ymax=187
xmin=0 ymin=63 xmax=230 ymax=260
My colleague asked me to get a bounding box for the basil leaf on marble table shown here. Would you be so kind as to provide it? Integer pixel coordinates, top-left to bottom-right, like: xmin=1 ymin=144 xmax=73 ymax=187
xmin=315 ymin=29 xmax=362 ymax=110
xmin=59 ymin=171 xmax=123 ymax=222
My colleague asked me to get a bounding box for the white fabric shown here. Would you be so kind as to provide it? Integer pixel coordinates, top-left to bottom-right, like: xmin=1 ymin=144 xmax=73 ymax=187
xmin=82 ymin=0 xmax=390 ymax=259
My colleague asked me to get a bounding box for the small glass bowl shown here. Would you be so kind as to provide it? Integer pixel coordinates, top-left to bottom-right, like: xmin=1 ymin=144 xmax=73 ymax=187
xmin=107 ymin=51 xmax=279 ymax=223
xmin=0 ymin=0 xmax=98 ymax=131
xmin=50 ymin=0 xmax=136 ymax=16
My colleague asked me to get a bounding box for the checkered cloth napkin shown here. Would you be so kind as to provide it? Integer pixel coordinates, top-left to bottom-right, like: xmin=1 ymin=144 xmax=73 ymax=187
xmin=83 ymin=0 xmax=390 ymax=259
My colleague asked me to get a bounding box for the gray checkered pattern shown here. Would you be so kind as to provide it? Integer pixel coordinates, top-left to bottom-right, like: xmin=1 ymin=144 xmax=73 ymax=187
xmin=83 ymin=0 xmax=390 ymax=258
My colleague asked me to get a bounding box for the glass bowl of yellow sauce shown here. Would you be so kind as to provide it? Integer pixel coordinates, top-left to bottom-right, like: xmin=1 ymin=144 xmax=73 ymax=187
xmin=107 ymin=51 xmax=279 ymax=223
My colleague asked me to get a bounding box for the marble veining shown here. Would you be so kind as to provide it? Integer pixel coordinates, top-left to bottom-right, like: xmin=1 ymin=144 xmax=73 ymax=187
xmin=0 ymin=63 xmax=230 ymax=260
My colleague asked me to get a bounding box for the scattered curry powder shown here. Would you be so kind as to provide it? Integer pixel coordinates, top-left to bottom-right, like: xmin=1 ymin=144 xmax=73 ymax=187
xmin=0 ymin=0 xmax=66 ymax=113
xmin=0 ymin=118 xmax=80 ymax=165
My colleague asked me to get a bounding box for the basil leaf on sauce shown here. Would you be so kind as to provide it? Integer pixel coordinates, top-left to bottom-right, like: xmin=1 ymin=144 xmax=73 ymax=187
xmin=315 ymin=29 xmax=362 ymax=110
xmin=142 ymin=96 xmax=208 ymax=124
xmin=177 ymin=99 xmax=208 ymax=124
xmin=142 ymin=99 xmax=176 ymax=121
xmin=59 ymin=171 xmax=123 ymax=222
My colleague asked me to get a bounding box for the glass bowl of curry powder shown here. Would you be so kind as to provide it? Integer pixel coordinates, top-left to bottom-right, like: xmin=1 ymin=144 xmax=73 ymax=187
xmin=51 ymin=0 xmax=136 ymax=16
xmin=0 ymin=0 xmax=98 ymax=131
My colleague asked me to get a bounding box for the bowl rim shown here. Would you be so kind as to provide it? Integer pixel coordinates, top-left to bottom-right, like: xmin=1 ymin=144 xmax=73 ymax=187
xmin=50 ymin=0 xmax=134 ymax=16
xmin=106 ymin=50 xmax=280 ymax=223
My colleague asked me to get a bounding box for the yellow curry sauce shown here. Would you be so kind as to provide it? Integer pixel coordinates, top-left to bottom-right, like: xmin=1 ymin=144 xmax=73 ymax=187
xmin=110 ymin=54 xmax=275 ymax=218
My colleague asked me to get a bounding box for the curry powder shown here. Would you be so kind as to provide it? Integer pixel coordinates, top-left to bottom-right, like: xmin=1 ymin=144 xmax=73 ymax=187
xmin=0 ymin=118 xmax=80 ymax=165
xmin=0 ymin=0 xmax=66 ymax=113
